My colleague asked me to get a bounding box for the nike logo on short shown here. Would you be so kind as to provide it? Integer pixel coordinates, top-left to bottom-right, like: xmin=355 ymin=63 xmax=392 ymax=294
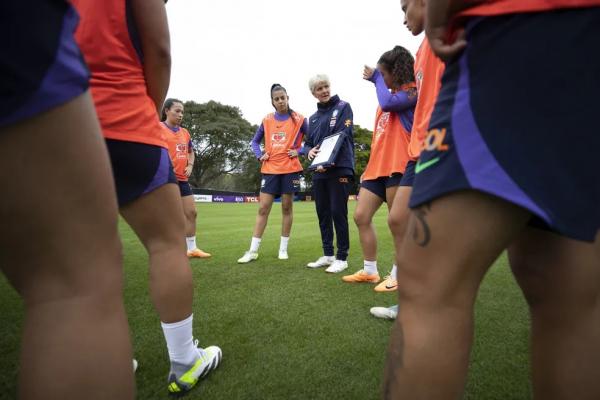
xmin=415 ymin=157 xmax=440 ymax=174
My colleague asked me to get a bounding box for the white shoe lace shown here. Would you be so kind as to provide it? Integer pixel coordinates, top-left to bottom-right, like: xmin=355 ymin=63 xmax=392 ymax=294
xmin=193 ymin=339 xmax=207 ymax=360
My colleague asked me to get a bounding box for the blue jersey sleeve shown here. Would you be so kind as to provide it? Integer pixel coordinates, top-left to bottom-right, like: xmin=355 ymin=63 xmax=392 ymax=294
xmin=297 ymin=118 xmax=309 ymax=155
xmin=302 ymin=117 xmax=316 ymax=155
xmin=371 ymin=69 xmax=417 ymax=113
xmin=251 ymin=123 xmax=265 ymax=159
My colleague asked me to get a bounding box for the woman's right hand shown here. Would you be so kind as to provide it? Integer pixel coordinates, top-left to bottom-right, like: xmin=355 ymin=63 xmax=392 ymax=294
xmin=363 ymin=65 xmax=375 ymax=81
xmin=308 ymin=145 xmax=320 ymax=161
xmin=259 ymin=152 xmax=270 ymax=161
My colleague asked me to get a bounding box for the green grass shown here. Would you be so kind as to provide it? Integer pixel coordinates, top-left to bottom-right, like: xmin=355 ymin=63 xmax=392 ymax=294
xmin=0 ymin=202 xmax=531 ymax=399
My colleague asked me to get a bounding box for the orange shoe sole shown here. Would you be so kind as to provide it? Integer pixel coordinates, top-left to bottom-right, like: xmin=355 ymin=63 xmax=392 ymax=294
xmin=187 ymin=250 xmax=212 ymax=258
xmin=342 ymin=274 xmax=380 ymax=283
xmin=374 ymin=280 xmax=397 ymax=292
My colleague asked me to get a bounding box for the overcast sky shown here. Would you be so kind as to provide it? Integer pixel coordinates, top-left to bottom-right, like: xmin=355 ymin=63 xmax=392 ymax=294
xmin=165 ymin=1 xmax=423 ymax=130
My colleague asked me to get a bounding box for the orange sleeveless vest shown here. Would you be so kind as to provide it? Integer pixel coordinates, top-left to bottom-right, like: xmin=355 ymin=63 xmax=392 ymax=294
xmin=408 ymin=39 xmax=445 ymax=160
xmin=261 ymin=112 xmax=304 ymax=174
xmin=72 ymin=0 xmax=167 ymax=148
xmin=458 ymin=0 xmax=600 ymax=17
xmin=363 ymin=104 xmax=411 ymax=180
xmin=163 ymin=124 xmax=191 ymax=182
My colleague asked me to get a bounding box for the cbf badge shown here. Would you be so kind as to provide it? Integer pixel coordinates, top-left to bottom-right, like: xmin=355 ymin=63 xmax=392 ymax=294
xmin=271 ymin=132 xmax=286 ymax=142
xmin=330 ymin=109 xmax=339 ymax=128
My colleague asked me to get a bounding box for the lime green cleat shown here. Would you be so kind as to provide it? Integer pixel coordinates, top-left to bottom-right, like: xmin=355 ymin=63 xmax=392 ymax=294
xmin=167 ymin=343 xmax=222 ymax=397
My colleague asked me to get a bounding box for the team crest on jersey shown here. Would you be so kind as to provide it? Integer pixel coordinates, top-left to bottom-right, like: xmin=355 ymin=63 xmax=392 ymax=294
xmin=344 ymin=119 xmax=352 ymax=127
xmin=272 ymin=132 xmax=286 ymax=142
xmin=332 ymin=110 xmax=339 ymax=118
xmin=374 ymin=112 xmax=390 ymax=141
xmin=175 ymin=143 xmax=188 ymax=159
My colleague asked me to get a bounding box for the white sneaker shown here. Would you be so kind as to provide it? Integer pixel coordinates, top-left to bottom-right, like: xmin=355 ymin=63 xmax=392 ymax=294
xmin=278 ymin=250 xmax=289 ymax=260
xmin=237 ymin=251 xmax=258 ymax=264
xmin=370 ymin=305 xmax=398 ymax=320
xmin=325 ymin=259 xmax=348 ymax=273
xmin=306 ymin=255 xmax=335 ymax=268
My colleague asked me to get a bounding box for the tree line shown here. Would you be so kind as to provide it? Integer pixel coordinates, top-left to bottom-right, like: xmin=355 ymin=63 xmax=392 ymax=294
xmin=182 ymin=100 xmax=373 ymax=192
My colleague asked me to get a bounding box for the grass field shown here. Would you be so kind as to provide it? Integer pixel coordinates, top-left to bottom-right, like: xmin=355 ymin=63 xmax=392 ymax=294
xmin=0 ymin=202 xmax=532 ymax=399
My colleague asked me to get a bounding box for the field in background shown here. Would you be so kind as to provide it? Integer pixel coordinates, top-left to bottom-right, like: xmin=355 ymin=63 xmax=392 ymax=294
xmin=0 ymin=202 xmax=532 ymax=399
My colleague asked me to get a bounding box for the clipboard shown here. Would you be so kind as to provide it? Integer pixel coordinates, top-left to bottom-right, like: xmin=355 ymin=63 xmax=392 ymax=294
xmin=308 ymin=132 xmax=345 ymax=170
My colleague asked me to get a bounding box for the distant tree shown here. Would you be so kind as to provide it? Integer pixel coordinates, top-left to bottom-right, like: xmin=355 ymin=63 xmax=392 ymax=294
xmin=205 ymin=173 xmax=237 ymax=192
xmin=353 ymin=124 xmax=372 ymax=181
xmin=233 ymin=147 xmax=263 ymax=192
xmin=299 ymin=154 xmax=313 ymax=191
xmin=181 ymin=100 xmax=373 ymax=193
xmin=182 ymin=101 xmax=255 ymax=188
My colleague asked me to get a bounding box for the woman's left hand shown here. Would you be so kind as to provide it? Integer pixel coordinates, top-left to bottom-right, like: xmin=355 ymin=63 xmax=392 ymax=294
xmin=426 ymin=0 xmax=467 ymax=61
xmin=363 ymin=65 xmax=375 ymax=80
xmin=184 ymin=164 xmax=193 ymax=177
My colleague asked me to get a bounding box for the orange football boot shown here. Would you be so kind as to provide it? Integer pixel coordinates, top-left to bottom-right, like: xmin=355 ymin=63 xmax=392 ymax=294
xmin=342 ymin=270 xmax=380 ymax=283
xmin=374 ymin=275 xmax=398 ymax=292
xmin=187 ymin=249 xmax=212 ymax=258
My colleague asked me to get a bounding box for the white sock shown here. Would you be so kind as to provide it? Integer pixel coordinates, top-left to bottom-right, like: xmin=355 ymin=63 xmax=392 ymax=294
xmin=363 ymin=260 xmax=378 ymax=275
xmin=279 ymin=236 xmax=289 ymax=252
xmin=161 ymin=314 xmax=198 ymax=366
xmin=250 ymin=237 xmax=261 ymax=253
xmin=186 ymin=236 xmax=197 ymax=251
xmin=391 ymin=264 xmax=398 ymax=280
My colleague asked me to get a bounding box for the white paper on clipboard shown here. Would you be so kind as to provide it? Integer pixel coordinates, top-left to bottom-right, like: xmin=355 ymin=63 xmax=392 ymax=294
xmin=310 ymin=133 xmax=342 ymax=167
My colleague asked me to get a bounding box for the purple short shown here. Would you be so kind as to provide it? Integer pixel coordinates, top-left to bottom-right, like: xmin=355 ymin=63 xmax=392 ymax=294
xmin=0 ymin=2 xmax=89 ymax=128
xmin=106 ymin=140 xmax=177 ymax=207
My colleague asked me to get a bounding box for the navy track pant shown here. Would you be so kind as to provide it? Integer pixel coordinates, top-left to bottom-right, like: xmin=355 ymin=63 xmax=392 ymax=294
xmin=312 ymin=176 xmax=351 ymax=261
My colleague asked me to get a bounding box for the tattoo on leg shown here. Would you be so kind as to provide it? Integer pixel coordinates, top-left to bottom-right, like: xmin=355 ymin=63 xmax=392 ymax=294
xmin=412 ymin=203 xmax=431 ymax=247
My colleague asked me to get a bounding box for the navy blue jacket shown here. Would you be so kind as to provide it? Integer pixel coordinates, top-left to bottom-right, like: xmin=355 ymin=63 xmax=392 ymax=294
xmin=304 ymin=95 xmax=355 ymax=179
